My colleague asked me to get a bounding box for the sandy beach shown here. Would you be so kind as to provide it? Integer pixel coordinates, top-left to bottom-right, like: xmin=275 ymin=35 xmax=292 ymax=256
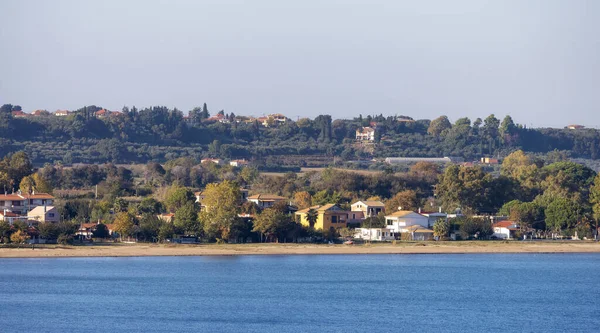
xmin=1 ymin=241 xmax=600 ymax=258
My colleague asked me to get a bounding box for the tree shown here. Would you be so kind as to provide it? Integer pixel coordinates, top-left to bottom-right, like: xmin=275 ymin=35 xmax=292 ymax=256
xmin=158 ymin=222 xmax=175 ymax=242
xmin=174 ymin=202 xmax=200 ymax=236
xmin=113 ymin=198 xmax=128 ymax=213
xmin=590 ymin=174 xmax=600 ymax=237
xmin=32 ymin=173 xmax=53 ymax=194
xmin=433 ymin=219 xmax=450 ymax=239
xmin=199 ymin=180 xmax=241 ymax=241
xmin=545 ymin=197 xmax=580 ymax=234
xmin=436 ymin=165 xmax=493 ymax=214
xmin=293 ymin=191 xmax=312 ymax=210
xmin=361 ymin=213 xmax=386 ymax=228
xmin=164 ymin=185 xmax=195 ymax=212
xmin=19 ymin=176 xmax=36 ymax=194
xmin=0 ymin=221 xmax=11 ymax=243
xmin=501 ymin=150 xmax=541 ymax=201
xmin=92 ymin=223 xmax=110 ymax=239
xmin=427 ymin=116 xmax=452 ymax=137
xmin=137 ymin=197 xmax=164 ymax=215
xmin=253 ymin=208 xmax=293 ymax=242
xmin=38 ymin=222 xmax=60 ymax=240
xmin=306 ymin=208 xmax=318 ymax=229
xmin=385 ymin=190 xmax=419 ymax=213
xmin=457 ymin=217 xmax=492 ymax=240
xmin=10 ymin=230 xmax=30 ymax=245
xmin=200 ymin=103 xmax=210 ymax=119
xmin=113 ymin=212 xmax=135 ymax=240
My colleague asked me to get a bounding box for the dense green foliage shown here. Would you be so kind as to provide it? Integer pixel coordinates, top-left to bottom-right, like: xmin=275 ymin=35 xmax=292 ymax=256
xmin=2 ymin=104 xmax=600 ymax=165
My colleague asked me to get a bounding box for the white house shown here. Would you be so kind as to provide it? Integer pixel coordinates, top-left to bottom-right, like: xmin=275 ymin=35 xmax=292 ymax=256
xmin=351 ymin=200 xmax=385 ymax=218
xmin=405 ymin=225 xmax=435 ymax=241
xmin=356 ymin=127 xmax=375 ymax=141
xmin=385 ymin=210 xmax=429 ymax=234
xmin=27 ymin=206 xmax=59 ymax=223
xmin=492 ymin=221 xmax=519 ymax=239
xmin=419 ymin=208 xmax=447 ymax=228
xmin=201 ymin=158 xmax=223 ymax=164
xmin=247 ymin=194 xmax=287 ymax=209
xmin=0 ymin=210 xmax=28 ymax=224
xmin=229 ymin=159 xmax=249 ymax=167
xmin=354 ymin=228 xmax=395 ymax=241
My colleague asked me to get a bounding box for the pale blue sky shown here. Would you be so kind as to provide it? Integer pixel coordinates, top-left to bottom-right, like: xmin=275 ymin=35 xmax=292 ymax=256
xmin=1 ymin=0 xmax=598 ymax=127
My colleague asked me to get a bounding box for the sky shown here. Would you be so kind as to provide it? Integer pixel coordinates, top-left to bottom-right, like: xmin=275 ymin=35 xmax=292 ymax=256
xmin=0 ymin=0 xmax=598 ymax=127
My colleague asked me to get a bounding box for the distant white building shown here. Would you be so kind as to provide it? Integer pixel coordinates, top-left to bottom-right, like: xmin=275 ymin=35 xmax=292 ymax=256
xmin=356 ymin=127 xmax=375 ymax=141
xmin=201 ymin=158 xmax=223 ymax=164
xmin=385 ymin=210 xmax=429 ymax=234
xmin=418 ymin=208 xmax=447 ymax=228
xmin=230 ymin=159 xmax=249 ymax=167
xmin=354 ymin=228 xmax=395 ymax=241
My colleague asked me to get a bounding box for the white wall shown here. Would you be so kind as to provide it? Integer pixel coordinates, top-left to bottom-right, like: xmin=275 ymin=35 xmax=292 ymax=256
xmin=493 ymin=227 xmax=510 ymax=239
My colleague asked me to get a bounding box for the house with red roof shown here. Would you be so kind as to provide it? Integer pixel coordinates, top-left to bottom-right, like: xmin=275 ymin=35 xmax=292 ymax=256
xmin=492 ymin=221 xmax=519 ymax=239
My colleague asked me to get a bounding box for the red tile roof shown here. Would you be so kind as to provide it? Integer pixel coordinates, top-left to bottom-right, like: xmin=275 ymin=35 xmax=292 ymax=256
xmin=493 ymin=221 xmax=518 ymax=229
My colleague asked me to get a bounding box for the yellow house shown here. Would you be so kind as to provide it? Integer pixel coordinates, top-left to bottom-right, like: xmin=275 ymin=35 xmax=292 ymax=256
xmin=295 ymin=204 xmax=348 ymax=231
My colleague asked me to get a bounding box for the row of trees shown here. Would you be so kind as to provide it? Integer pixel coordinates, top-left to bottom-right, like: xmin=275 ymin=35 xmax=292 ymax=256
xmin=2 ymin=103 xmax=600 ymax=165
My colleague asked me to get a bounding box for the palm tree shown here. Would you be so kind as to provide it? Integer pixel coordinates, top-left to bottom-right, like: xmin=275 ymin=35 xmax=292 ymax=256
xmin=306 ymin=208 xmax=318 ymax=229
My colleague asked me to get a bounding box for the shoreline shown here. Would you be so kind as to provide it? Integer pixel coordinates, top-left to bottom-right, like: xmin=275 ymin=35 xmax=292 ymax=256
xmin=1 ymin=241 xmax=600 ymax=258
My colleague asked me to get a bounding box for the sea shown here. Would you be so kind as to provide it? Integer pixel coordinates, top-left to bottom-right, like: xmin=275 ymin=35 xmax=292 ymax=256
xmin=0 ymin=254 xmax=599 ymax=333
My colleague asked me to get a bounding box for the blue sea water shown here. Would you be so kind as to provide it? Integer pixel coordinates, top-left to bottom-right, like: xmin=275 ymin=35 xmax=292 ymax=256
xmin=0 ymin=254 xmax=599 ymax=332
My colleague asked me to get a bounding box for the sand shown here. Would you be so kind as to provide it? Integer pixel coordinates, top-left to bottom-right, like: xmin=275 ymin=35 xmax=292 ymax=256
xmin=1 ymin=241 xmax=600 ymax=258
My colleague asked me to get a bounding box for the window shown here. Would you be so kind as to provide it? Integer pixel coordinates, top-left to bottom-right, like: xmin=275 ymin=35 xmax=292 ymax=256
xmin=387 ymin=219 xmax=393 ymax=226
xmin=332 ymin=216 xmax=338 ymax=223
xmin=48 ymin=213 xmax=55 ymax=217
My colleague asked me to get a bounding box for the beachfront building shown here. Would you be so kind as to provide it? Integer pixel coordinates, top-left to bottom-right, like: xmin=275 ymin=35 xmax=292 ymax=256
xmin=247 ymin=194 xmax=287 ymax=209
xmin=404 ymin=225 xmax=435 ymax=241
xmin=295 ymin=204 xmax=349 ymax=231
xmin=351 ymin=200 xmax=385 ymax=218
xmin=354 ymin=228 xmax=395 ymax=241
xmin=492 ymin=221 xmax=519 ymax=239
xmin=385 ymin=210 xmax=429 ymax=234
xmin=419 ymin=209 xmax=448 ymax=228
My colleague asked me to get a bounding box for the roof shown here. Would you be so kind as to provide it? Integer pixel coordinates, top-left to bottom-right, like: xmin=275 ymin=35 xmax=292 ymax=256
xmin=357 ymin=127 xmax=375 ymax=133
xmin=25 ymin=193 xmax=54 ymax=200
xmin=406 ymin=225 xmax=434 ymax=233
xmin=386 ymin=210 xmax=418 ymax=218
xmin=248 ymin=194 xmax=286 ymax=201
xmin=353 ymin=200 xmax=385 ymax=207
xmin=0 ymin=194 xmax=25 ymax=200
xmin=493 ymin=221 xmax=518 ymax=229
xmin=0 ymin=211 xmax=19 ymax=217
xmin=296 ymin=204 xmax=342 ymax=214
xmin=27 ymin=206 xmax=56 ymax=215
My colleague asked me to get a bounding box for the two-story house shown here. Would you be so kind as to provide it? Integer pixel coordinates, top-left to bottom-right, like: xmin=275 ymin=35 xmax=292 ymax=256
xmin=351 ymin=200 xmax=385 ymax=218
xmin=384 ymin=210 xmax=429 ymax=234
xmin=356 ymin=127 xmax=375 ymax=141
xmin=0 ymin=192 xmax=55 ymax=216
xmin=295 ymin=204 xmax=349 ymax=231
xmin=247 ymin=194 xmax=286 ymax=209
